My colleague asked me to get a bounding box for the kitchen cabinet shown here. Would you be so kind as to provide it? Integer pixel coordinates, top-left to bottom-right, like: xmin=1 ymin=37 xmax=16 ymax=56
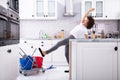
xmin=19 ymin=40 xmax=53 ymax=65
xmin=52 ymin=40 xmax=68 ymax=65
xmin=19 ymin=39 xmax=67 ymax=66
xmin=19 ymin=0 xmax=34 ymax=19
xmin=104 ymin=0 xmax=120 ymax=19
xmin=70 ymin=41 xmax=118 ymax=80
xmin=82 ymin=0 xmax=105 ymax=20
xmin=19 ymin=0 xmax=57 ymax=20
xmin=81 ymin=0 xmax=120 ymax=20
xmin=118 ymin=42 xmax=120 ymax=80
xmin=34 ymin=0 xmax=57 ymax=19
xmin=0 ymin=44 xmax=19 ymax=80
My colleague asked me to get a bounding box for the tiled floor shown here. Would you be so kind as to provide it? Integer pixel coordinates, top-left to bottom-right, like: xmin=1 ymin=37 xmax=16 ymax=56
xmin=17 ymin=66 xmax=69 ymax=80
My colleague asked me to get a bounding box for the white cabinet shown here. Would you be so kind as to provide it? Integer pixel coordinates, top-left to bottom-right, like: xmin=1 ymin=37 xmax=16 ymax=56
xmin=19 ymin=0 xmax=34 ymax=19
xmin=70 ymin=42 xmax=118 ymax=80
xmin=52 ymin=40 xmax=68 ymax=65
xmin=104 ymin=0 xmax=120 ymax=19
xmin=0 ymin=0 xmax=8 ymax=9
xmin=19 ymin=40 xmax=53 ymax=65
xmin=19 ymin=0 xmax=57 ymax=20
xmin=81 ymin=0 xmax=120 ymax=20
xmin=82 ymin=0 xmax=105 ymax=20
xmin=0 ymin=44 xmax=19 ymax=80
xmin=19 ymin=39 xmax=67 ymax=66
xmin=34 ymin=0 xmax=57 ymax=19
xmin=118 ymin=42 xmax=120 ymax=80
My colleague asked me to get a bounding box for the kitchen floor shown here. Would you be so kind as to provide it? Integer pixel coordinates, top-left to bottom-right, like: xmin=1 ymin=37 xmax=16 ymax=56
xmin=17 ymin=66 xmax=69 ymax=80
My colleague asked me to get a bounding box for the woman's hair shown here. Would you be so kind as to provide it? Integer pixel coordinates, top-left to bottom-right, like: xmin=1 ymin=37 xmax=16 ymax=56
xmin=86 ymin=16 xmax=95 ymax=29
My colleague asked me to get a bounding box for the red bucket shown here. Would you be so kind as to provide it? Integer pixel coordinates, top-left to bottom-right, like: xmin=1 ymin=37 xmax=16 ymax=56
xmin=32 ymin=56 xmax=43 ymax=68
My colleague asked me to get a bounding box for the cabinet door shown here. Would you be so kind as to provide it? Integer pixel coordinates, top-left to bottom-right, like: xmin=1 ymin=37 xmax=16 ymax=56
xmin=52 ymin=40 xmax=68 ymax=65
xmin=34 ymin=0 xmax=57 ymax=19
xmin=19 ymin=0 xmax=34 ymax=19
xmin=104 ymin=0 xmax=120 ymax=19
xmin=47 ymin=0 xmax=57 ymax=19
xmin=39 ymin=40 xmax=53 ymax=65
xmin=76 ymin=42 xmax=117 ymax=80
xmin=35 ymin=0 xmax=44 ymax=18
xmin=95 ymin=0 xmax=104 ymax=18
xmin=0 ymin=45 xmax=19 ymax=80
xmin=118 ymin=42 xmax=120 ymax=80
xmin=82 ymin=0 xmax=104 ymax=19
xmin=82 ymin=0 xmax=93 ymax=17
xmin=19 ymin=40 xmax=53 ymax=65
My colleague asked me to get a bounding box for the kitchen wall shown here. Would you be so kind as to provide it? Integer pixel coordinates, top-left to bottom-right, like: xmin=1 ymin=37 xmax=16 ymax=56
xmin=20 ymin=0 xmax=119 ymax=39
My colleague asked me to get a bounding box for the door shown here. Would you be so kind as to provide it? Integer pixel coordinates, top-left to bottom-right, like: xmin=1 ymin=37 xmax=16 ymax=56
xmin=76 ymin=42 xmax=117 ymax=80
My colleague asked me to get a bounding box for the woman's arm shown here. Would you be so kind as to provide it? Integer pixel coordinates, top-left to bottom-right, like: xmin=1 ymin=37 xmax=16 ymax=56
xmin=81 ymin=8 xmax=95 ymax=23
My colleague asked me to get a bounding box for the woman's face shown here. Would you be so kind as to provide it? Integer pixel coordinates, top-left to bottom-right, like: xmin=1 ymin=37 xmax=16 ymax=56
xmin=83 ymin=17 xmax=89 ymax=27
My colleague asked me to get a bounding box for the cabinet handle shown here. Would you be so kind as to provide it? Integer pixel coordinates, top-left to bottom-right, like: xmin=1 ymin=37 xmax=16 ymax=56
xmin=105 ymin=16 xmax=107 ymax=18
xmin=114 ymin=46 xmax=118 ymax=51
xmin=31 ymin=46 xmax=33 ymax=48
xmin=24 ymin=41 xmax=27 ymax=43
xmin=7 ymin=49 xmax=12 ymax=53
xmin=41 ymin=45 xmax=44 ymax=47
xmin=10 ymin=14 xmax=13 ymax=17
xmin=7 ymin=1 xmax=9 ymax=5
xmin=41 ymin=41 xmax=44 ymax=43
xmin=32 ymin=15 xmax=34 ymax=17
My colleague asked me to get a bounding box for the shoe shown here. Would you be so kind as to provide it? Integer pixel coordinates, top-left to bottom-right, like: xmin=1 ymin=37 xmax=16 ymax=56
xmin=38 ymin=48 xmax=45 ymax=57
xmin=64 ymin=70 xmax=69 ymax=73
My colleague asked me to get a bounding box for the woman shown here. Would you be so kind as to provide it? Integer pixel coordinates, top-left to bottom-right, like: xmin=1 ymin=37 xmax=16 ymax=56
xmin=38 ymin=8 xmax=95 ymax=72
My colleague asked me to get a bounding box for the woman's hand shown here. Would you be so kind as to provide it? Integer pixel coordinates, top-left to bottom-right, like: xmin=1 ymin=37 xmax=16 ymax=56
xmin=88 ymin=8 xmax=95 ymax=12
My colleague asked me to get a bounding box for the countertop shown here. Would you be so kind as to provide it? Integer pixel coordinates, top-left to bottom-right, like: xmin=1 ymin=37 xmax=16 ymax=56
xmin=20 ymin=38 xmax=63 ymax=41
xmin=69 ymin=38 xmax=120 ymax=42
xmin=20 ymin=38 xmax=120 ymax=42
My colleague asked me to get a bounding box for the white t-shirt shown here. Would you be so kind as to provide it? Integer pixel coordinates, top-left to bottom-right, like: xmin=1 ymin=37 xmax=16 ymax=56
xmin=70 ymin=23 xmax=88 ymax=38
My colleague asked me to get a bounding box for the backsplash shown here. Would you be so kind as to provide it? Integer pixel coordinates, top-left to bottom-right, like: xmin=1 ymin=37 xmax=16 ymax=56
xmin=20 ymin=20 xmax=119 ymax=39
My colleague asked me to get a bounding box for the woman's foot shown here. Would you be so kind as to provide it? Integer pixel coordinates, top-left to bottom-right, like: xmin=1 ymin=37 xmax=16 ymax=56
xmin=38 ymin=48 xmax=46 ymax=57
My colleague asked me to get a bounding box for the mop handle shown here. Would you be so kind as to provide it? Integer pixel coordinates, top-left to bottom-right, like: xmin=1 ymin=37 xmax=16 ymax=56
xmin=31 ymin=48 xmax=37 ymax=56
xmin=19 ymin=47 xmax=26 ymax=55
xmin=18 ymin=52 xmax=23 ymax=57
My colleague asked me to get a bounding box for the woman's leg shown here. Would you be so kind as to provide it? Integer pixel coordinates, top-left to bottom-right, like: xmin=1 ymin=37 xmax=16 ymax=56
xmin=46 ymin=35 xmax=75 ymax=54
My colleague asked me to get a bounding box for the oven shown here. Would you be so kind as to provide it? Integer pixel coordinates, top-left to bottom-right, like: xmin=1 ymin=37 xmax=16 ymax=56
xmin=0 ymin=5 xmax=19 ymax=46
xmin=8 ymin=17 xmax=20 ymax=43
xmin=0 ymin=15 xmax=8 ymax=40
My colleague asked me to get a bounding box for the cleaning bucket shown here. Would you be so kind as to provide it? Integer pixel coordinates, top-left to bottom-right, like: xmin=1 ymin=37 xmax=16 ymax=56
xmin=32 ymin=56 xmax=43 ymax=68
xmin=20 ymin=55 xmax=33 ymax=70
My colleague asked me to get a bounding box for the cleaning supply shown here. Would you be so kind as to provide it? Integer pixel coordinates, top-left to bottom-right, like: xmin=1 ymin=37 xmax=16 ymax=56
xmin=61 ymin=30 xmax=65 ymax=39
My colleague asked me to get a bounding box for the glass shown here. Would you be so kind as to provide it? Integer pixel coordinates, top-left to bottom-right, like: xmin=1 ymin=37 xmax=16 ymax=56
xmin=96 ymin=1 xmax=103 ymax=17
xmin=36 ymin=0 xmax=44 ymax=17
xmin=85 ymin=1 xmax=92 ymax=16
xmin=48 ymin=0 xmax=55 ymax=17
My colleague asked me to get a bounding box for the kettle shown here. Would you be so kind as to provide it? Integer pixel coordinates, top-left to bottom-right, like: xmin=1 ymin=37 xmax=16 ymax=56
xmin=106 ymin=33 xmax=112 ymax=38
